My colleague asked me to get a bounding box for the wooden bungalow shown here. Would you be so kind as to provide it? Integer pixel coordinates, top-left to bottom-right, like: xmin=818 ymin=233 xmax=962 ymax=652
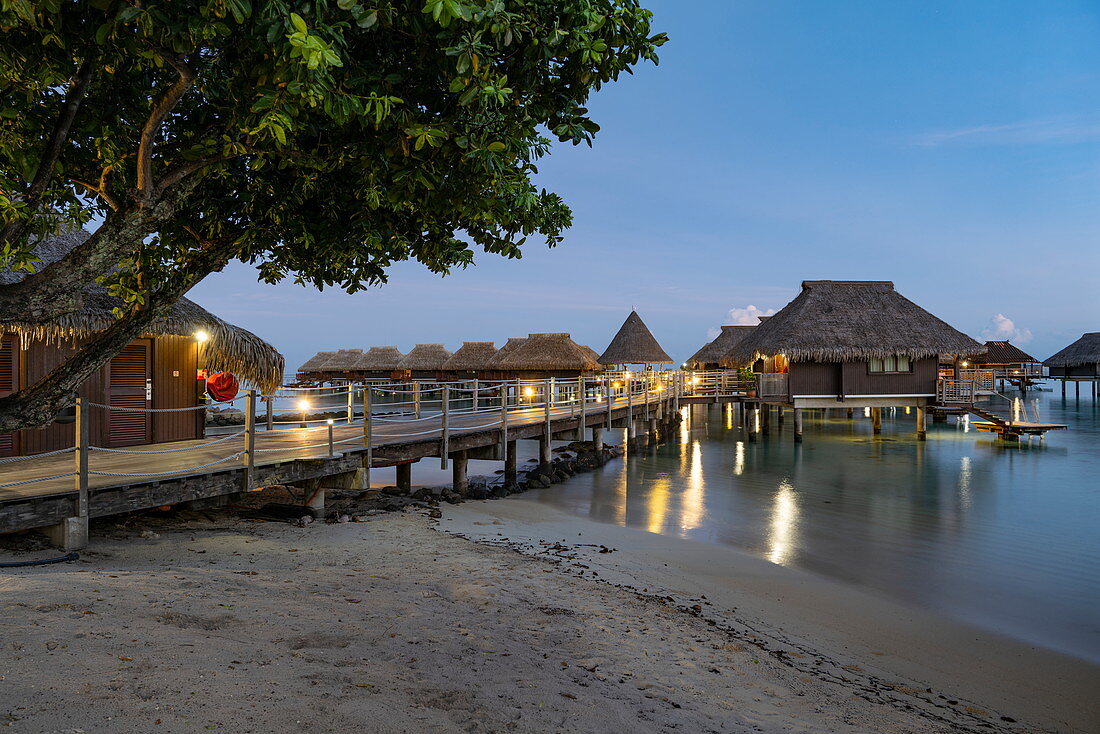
xmin=314 ymin=349 xmax=363 ymax=383
xmin=491 ymin=333 xmax=602 ymax=380
xmin=480 ymin=337 xmax=527 ymax=381
xmin=724 ymin=280 xmax=983 ymax=409
xmin=441 ymin=342 xmax=497 ymax=380
xmin=597 ymin=311 xmax=672 ymax=369
xmin=972 ymin=340 xmax=1044 ymax=388
xmin=394 ymin=344 xmax=452 ymax=381
xmin=686 ymin=325 xmax=756 ymax=370
xmin=353 ymin=346 xmax=405 ymax=381
xmin=296 ymin=351 xmax=337 ymax=382
xmin=1 ymin=233 xmax=283 ymax=457
xmin=1045 ymin=333 xmax=1100 ymax=398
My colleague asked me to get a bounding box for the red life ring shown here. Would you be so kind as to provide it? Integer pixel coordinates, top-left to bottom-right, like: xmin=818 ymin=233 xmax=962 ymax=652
xmin=206 ymin=372 xmax=240 ymax=402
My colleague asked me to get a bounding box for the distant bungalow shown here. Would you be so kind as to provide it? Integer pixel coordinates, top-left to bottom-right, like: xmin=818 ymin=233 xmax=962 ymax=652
xmin=686 ymin=325 xmax=756 ymax=370
xmin=597 ymin=311 xmax=672 ymax=370
xmin=354 ymin=346 xmax=405 ymax=381
xmin=971 ymin=340 xmax=1043 ymax=389
xmin=0 ymin=232 xmax=283 ymax=457
xmin=725 ymin=281 xmax=982 ymax=419
xmin=395 ymin=344 xmax=453 ymax=381
xmin=490 ymin=333 xmax=601 ymax=379
xmin=441 ymin=342 xmax=498 ymax=381
xmin=1044 ymin=332 xmax=1100 ymax=398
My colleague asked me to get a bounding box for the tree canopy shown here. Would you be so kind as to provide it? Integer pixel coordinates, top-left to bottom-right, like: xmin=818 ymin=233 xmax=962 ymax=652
xmin=0 ymin=0 xmax=664 ymax=430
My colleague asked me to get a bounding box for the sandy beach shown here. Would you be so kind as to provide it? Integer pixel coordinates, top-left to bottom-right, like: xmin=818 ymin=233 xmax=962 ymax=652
xmin=1 ymin=499 xmax=1095 ymax=734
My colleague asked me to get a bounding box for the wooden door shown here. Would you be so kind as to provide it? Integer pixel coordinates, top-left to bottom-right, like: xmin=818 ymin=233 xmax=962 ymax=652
xmin=107 ymin=340 xmax=152 ymax=446
xmin=0 ymin=334 xmax=17 ymax=456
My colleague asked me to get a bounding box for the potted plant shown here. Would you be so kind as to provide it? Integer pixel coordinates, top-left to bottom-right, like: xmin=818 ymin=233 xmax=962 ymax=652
xmin=738 ymin=366 xmax=757 ymax=397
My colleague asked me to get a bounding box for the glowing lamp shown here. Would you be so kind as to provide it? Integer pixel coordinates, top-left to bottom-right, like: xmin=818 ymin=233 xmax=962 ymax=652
xmin=194 ymin=329 xmax=210 ymax=343
xmin=523 ymin=386 xmax=536 ymax=398
xmin=297 ymin=398 xmax=311 ymax=411
xmin=326 ymin=418 xmax=334 ymax=425
xmin=961 ymin=361 xmax=969 ymax=367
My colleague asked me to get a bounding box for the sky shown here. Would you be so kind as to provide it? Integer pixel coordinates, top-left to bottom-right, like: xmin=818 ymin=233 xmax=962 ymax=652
xmin=189 ymin=0 xmax=1100 ymax=372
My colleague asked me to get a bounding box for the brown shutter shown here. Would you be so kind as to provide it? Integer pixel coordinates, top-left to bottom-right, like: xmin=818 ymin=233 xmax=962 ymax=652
xmin=108 ymin=341 xmax=151 ymax=446
xmin=0 ymin=334 xmax=17 ymax=456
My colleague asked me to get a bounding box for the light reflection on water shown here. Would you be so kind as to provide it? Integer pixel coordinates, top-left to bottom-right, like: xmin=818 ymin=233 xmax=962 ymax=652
xmin=533 ymin=390 xmax=1100 ymax=664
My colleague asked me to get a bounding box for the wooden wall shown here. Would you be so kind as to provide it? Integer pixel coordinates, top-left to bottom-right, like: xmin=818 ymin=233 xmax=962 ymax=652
xmin=7 ymin=335 xmax=202 ymax=457
xmin=1049 ymin=365 xmax=1100 ymax=378
xmin=788 ymin=358 xmax=937 ymax=397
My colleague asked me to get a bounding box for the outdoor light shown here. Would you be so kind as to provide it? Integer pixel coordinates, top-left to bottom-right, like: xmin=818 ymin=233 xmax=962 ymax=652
xmin=962 ymin=361 xmax=969 ymax=367
xmin=297 ymin=398 xmax=311 ymax=411
xmin=194 ymin=329 xmax=210 ymax=343
xmin=523 ymin=386 xmax=536 ymax=398
xmin=327 ymin=418 xmax=334 ymax=425
xmin=612 ymin=381 xmax=622 ymax=388
xmin=691 ymin=376 xmax=701 ymax=386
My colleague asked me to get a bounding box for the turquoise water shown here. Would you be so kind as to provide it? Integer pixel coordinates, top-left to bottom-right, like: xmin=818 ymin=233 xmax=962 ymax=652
xmin=532 ymin=388 xmax=1100 ymax=664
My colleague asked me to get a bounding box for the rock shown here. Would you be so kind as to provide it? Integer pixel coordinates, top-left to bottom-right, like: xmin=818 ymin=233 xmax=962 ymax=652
xmin=139 ymin=530 xmax=160 ymax=540
xmin=381 ymin=485 xmax=406 ymax=496
xmin=427 ymin=508 xmax=442 ymax=518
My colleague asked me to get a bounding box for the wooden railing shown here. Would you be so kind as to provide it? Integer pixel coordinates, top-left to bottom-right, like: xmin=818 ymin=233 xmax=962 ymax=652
xmin=937 ymin=378 xmax=978 ymax=404
xmin=958 ymin=369 xmax=995 ymax=393
xmin=756 ymin=372 xmax=789 ymax=400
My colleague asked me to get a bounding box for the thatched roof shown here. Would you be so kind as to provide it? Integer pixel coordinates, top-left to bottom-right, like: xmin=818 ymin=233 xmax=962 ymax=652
xmin=442 ymin=342 xmax=497 ymax=371
xmin=398 ymin=343 xmax=452 ymax=371
xmin=493 ymin=333 xmax=601 ymax=371
xmin=598 ymin=311 xmax=672 ymax=365
xmin=2 ymin=230 xmax=285 ymax=391
xmin=1044 ymin=333 xmax=1100 ymax=368
xmin=318 ymin=349 xmax=364 ymax=371
xmin=976 ymin=341 xmax=1040 ymax=365
xmin=299 ymin=351 xmax=337 ymax=372
xmin=725 ymin=281 xmax=982 ymax=364
xmin=355 ymin=346 xmax=405 ymax=371
xmin=486 ymin=337 xmax=526 ymax=367
xmin=687 ymin=325 xmax=755 ymax=367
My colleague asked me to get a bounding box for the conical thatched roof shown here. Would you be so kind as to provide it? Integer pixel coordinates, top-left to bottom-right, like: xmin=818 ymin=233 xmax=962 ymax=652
xmin=598 ymin=311 xmax=672 ymax=365
xmin=355 ymin=346 xmax=405 ymax=371
xmin=687 ymin=325 xmax=755 ymax=368
xmin=2 ymin=230 xmax=285 ymax=391
xmin=725 ymin=281 xmax=982 ymax=364
xmin=442 ymin=342 xmax=497 ymax=371
xmin=398 ymin=343 xmax=452 ymax=371
xmin=494 ymin=333 xmax=601 ymax=371
xmin=1044 ymin=333 xmax=1100 ymax=368
xmin=976 ymin=341 xmax=1040 ymax=365
xmin=299 ymin=351 xmax=337 ymax=372
xmin=318 ymin=349 xmax=364 ymax=371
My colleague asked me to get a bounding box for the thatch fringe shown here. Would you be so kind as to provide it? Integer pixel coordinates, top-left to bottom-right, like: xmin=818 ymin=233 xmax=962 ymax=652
xmin=493 ymin=333 xmax=600 ymax=371
xmin=398 ymin=344 xmax=453 ymax=371
xmin=725 ymin=281 xmax=983 ymax=365
xmin=598 ymin=311 xmax=672 ymax=365
xmin=442 ymin=342 xmax=497 ymax=371
xmin=355 ymin=346 xmax=405 ymax=371
xmin=318 ymin=349 xmax=364 ymax=371
xmin=975 ymin=341 xmax=1040 ymax=365
xmin=1044 ymin=333 xmax=1100 ymax=367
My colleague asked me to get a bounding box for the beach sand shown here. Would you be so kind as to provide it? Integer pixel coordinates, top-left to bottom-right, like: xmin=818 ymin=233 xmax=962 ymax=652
xmin=1 ymin=504 xmax=1095 ymax=733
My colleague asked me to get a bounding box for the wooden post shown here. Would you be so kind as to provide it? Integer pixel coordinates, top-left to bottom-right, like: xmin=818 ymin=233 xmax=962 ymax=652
xmin=776 ymin=405 xmax=784 ymax=423
xmin=1061 ymin=379 xmax=1066 ymax=398
xmin=539 ymin=435 xmax=552 ymax=470
xmin=243 ymin=390 xmax=256 ymax=490
xmin=872 ymin=407 xmax=882 ymax=434
xmin=504 ymin=440 xmax=517 ymax=487
xmin=846 ymin=407 xmax=854 ymax=419
xmin=472 ymin=378 xmax=479 ymax=411
xmin=606 ymin=374 xmax=613 ymax=427
xmin=413 ymin=381 xmax=421 ymax=418
xmin=451 ymin=451 xmax=468 ymax=495
xmin=626 ymin=373 xmax=633 ymax=429
xmin=440 ymin=385 xmax=450 ymax=469
xmin=916 ymin=406 xmax=926 ymax=441
xmin=346 ymin=382 xmax=354 ymax=423
xmin=396 ymin=462 xmax=412 ymax=492
xmin=747 ymin=405 xmax=758 ymax=442
xmin=793 ymin=407 xmax=803 ymax=443
xmin=592 ymin=426 xmax=603 ymax=453
xmin=761 ymin=403 xmax=770 ymax=435
xmin=265 ymin=396 xmax=274 ymax=431
xmin=543 ymin=378 xmax=551 ymax=441
xmin=72 ymin=397 xmax=90 ymax=547
xmin=576 ymin=377 xmax=586 ymax=441
xmin=363 ymin=386 xmax=373 ymax=487
xmin=327 ymin=419 xmax=334 ymax=457
xmin=500 ymin=382 xmax=509 ymax=457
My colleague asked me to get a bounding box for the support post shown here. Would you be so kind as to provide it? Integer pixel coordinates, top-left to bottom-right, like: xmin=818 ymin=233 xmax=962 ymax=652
xmin=846 ymin=407 xmax=854 ymax=419
xmin=747 ymin=405 xmax=758 ymax=442
xmin=451 ymin=451 xmax=468 ymax=495
xmin=793 ymin=407 xmax=803 ymax=443
xmin=592 ymin=426 xmax=604 ymax=453
xmin=440 ymin=385 xmax=450 ymax=469
xmin=51 ymin=397 xmax=91 ymax=550
xmin=363 ymin=386 xmax=373 ymax=488
xmin=539 ymin=435 xmax=552 ymax=471
xmin=505 ymin=440 xmax=517 ymax=487
xmin=243 ymin=390 xmax=256 ymax=489
xmin=626 ymin=373 xmax=633 ymax=429
xmin=327 ymin=419 xmax=334 ymax=457
xmin=544 ymin=378 xmax=552 ymax=440
xmin=777 ymin=405 xmax=784 ymax=423
xmin=648 ymin=417 xmax=658 ymax=445
xmin=499 ymin=382 xmax=509 ymax=456
xmin=576 ymin=377 xmax=586 ymax=440
xmin=266 ymin=396 xmax=273 ymax=431
xmin=413 ymin=381 xmax=421 ymax=418
xmin=606 ymin=375 xmax=613 ymax=427
xmin=472 ymin=378 xmax=479 ymax=411
xmin=761 ymin=403 xmax=771 ymax=435
xmin=396 ymin=462 xmax=412 ymax=492
xmin=916 ymin=406 xmax=927 ymax=441
xmin=872 ymin=406 xmax=882 ymax=435
xmin=346 ymin=382 xmax=354 ymax=423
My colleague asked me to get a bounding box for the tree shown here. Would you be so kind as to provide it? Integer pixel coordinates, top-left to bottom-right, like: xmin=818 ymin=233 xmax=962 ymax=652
xmin=0 ymin=0 xmax=665 ymax=431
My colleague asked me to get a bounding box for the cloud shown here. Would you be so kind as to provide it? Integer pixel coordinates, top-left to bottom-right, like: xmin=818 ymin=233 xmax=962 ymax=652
xmin=726 ymin=304 xmax=776 ymax=325
xmin=914 ymin=117 xmax=1100 ymax=147
xmin=981 ymin=313 xmax=1032 ymax=344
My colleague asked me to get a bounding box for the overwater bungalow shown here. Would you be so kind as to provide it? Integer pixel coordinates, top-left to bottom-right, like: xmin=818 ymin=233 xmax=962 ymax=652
xmin=598 ymin=311 xmax=673 ymax=370
xmin=0 ymin=232 xmax=283 ymax=457
xmin=971 ymin=340 xmax=1044 ymax=389
xmin=296 ymin=351 xmax=337 ymax=382
xmin=1044 ymin=332 xmax=1100 ymax=398
xmin=316 ymin=349 xmax=364 ymax=382
xmin=686 ymin=325 xmax=756 ymax=370
xmin=441 ymin=342 xmax=498 ymax=381
xmin=354 ymin=346 xmax=405 ymax=381
xmin=480 ymin=337 xmax=526 ymax=381
xmin=395 ymin=343 xmax=453 ymax=381
xmin=490 ymin=333 xmax=602 ymax=380
xmin=725 ymin=280 xmax=983 ymax=414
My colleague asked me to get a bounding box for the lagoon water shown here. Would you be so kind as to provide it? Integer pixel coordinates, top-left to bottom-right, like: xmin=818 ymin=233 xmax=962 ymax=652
xmin=532 ymin=388 xmax=1100 ymax=665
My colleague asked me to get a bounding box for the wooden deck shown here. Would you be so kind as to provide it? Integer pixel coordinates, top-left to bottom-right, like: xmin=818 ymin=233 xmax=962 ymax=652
xmin=0 ymin=396 xmax=667 ymax=535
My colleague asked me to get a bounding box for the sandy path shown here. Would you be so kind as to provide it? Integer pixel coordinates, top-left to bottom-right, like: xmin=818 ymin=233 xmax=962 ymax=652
xmin=0 ymin=510 xmax=1066 ymax=733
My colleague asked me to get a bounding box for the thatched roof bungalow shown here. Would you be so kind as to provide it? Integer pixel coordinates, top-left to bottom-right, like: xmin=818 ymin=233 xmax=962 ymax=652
xmin=353 ymin=346 xmax=405 ymax=379
xmin=492 ymin=333 xmax=602 ymax=378
xmin=686 ymin=325 xmax=755 ymax=369
xmin=1045 ymin=333 xmax=1100 ymax=378
xmin=1 ymin=231 xmax=284 ymax=456
xmin=442 ymin=342 xmax=497 ymax=377
xmin=598 ymin=311 xmax=672 ymax=367
xmin=395 ymin=343 xmax=453 ymax=380
xmin=316 ymin=349 xmax=364 ymax=379
xmin=725 ymin=280 xmax=982 ymax=407
xmin=972 ymin=341 xmax=1043 ymax=379
xmin=298 ymin=350 xmax=337 ymax=377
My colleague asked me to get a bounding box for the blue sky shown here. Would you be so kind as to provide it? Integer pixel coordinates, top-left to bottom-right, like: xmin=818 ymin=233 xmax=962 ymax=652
xmin=190 ymin=0 xmax=1100 ymax=371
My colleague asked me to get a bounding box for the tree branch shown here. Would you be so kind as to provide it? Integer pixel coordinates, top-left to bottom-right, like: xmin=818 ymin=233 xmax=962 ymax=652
xmin=135 ymin=52 xmax=196 ymax=205
xmin=0 ymin=58 xmax=96 ymax=247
